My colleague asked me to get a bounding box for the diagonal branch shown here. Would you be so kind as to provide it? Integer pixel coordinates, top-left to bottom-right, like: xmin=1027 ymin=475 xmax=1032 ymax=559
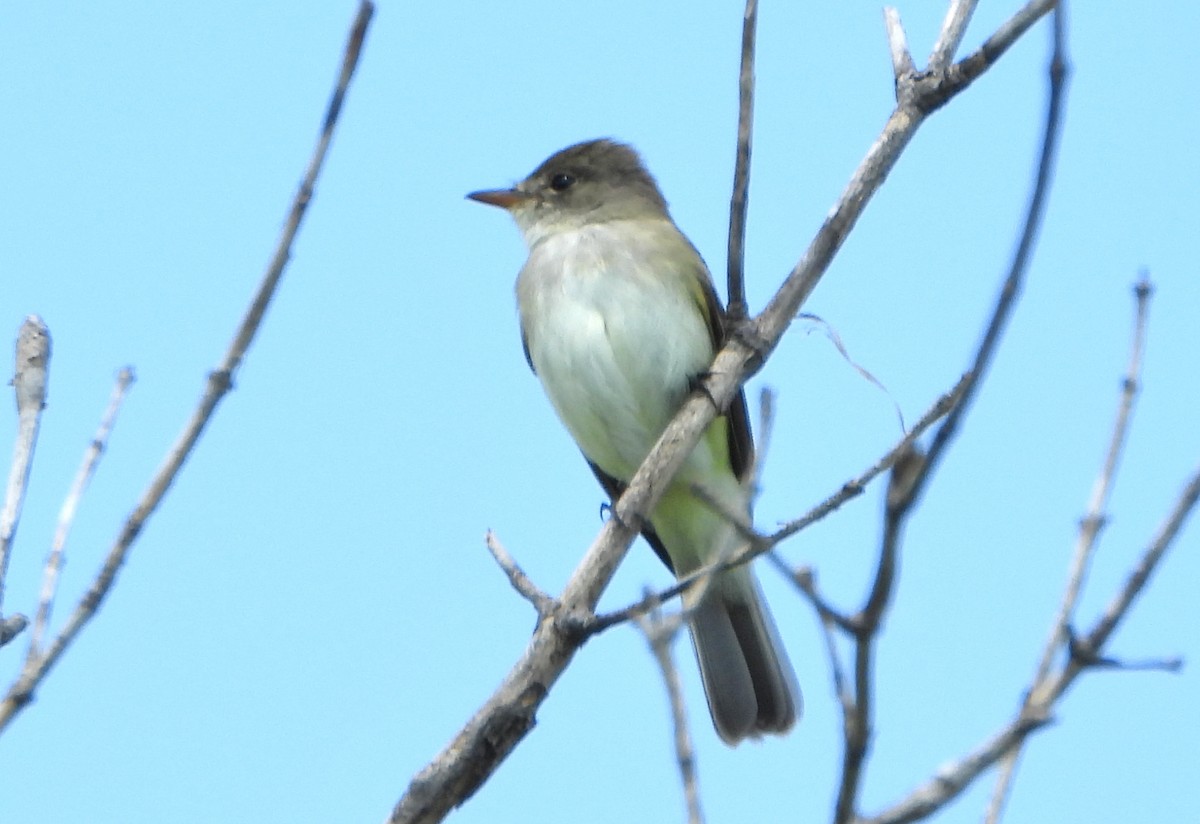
xmin=984 ymin=272 xmax=1151 ymax=821
xmin=865 ymin=459 xmax=1199 ymax=824
xmin=0 ymin=0 xmax=375 ymax=734
xmin=779 ymin=3 xmax=1070 ymax=821
xmin=28 ymin=368 xmax=136 ymax=657
xmin=588 ymin=374 xmax=964 ymax=636
xmin=897 ymin=0 xmax=1068 ymax=517
xmin=1 ymin=316 xmax=52 ymax=626
xmin=927 ymin=0 xmax=979 ymax=70
xmin=389 ymin=4 xmax=1058 ymax=819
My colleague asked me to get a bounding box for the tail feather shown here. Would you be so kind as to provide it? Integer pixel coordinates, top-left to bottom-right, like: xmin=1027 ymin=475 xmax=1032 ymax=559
xmin=686 ymin=566 xmax=799 ymax=744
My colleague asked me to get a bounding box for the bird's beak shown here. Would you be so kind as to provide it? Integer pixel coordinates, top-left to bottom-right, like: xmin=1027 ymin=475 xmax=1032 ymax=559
xmin=467 ymin=188 xmax=532 ymax=210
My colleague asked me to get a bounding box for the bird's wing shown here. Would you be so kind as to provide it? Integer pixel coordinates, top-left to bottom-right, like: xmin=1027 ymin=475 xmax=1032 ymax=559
xmin=689 ymin=247 xmax=755 ymax=486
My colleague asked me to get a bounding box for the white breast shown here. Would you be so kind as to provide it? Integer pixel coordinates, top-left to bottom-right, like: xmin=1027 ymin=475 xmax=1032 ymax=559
xmin=516 ymin=220 xmax=714 ymax=483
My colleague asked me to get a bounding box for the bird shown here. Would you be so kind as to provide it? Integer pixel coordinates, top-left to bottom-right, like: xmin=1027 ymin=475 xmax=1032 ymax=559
xmin=468 ymin=138 xmax=799 ymax=744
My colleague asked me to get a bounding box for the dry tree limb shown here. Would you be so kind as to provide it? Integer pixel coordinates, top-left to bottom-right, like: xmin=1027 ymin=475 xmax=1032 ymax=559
xmin=811 ymin=8 xmax=1193 ymax=819
xmin=787 ymin=4 xmax=1070 ymax=821
xmin=1 ymin=316 xmax=52 ymax=637
xmin=900 ymin=0 xmax=1069 ymax=514
xmin=635 ymin=601 xmax=704 ymax=824
xmin=485 ymin=530 xmax=555 ymax=617
xmin=927 ymin=0 xmax=978 ymax=71
xmin=0 ymin=0 xmax=375 ymax=733
xmin=590 ymin=373 xmax=964 ymax=637
xmin=28 ymin=368 xmax=136 ymax=657
xmin=389 ymin=3 xmax=1057 ymax=819
xmin=864 ymin=458 xmax=1199 ymax=824
xmin=982 ymin=272 xmax=1157 ymax=823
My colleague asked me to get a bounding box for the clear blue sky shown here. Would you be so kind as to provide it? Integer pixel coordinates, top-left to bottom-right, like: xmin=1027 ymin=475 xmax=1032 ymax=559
xmin=2 ymin=3 xmax=1196 ymax=823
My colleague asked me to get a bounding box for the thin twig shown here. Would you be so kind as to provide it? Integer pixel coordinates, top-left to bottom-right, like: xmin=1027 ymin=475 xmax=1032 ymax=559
xmin=864 ymin=714 xmax=1053 ymax=824
xmin=0 ymin=1 xmax=375 ymax=733
xmin=1033 ymin=275 xmax=1151 ymax=688
xmin=635 ymin=603 xmax=704 ymax=824
xmin=777 ymin=562 xmax=857 ymax=635
xmin=865 ymin=460 xmax=1199 ymax=824
xmin=972 ymin=5 xmax=1074 ymax=817
xmin=28 ymin=368 xmax=136 ymax=656
xmin=1 ymin=316 xmax=51 ymax=624
xmin=769 ymin=374 xmax=966 ymax=544
xmin=831 ymin=447 xmax=920 ymax=824
xmin=725 ymin=0 xmax=758 ymax=322
xmin=388 ymin=3 xmax=1056 ymax=818
xmin=1080 ymin=468 xmax=1200 ymax=654
xmin=788 ymin=566 xmax=853 ymax=710
xmin=485 ymin=530 xmax=555 ymax=616
xmin=902 ymin=0 xmax=1069 ymax=516
xmin=820 ymin=612 xmax=852 ymax=715
xmin=591 ymin=376 xmax=963 ymax=636
xmin=818 ymin=3 xmax=1070 ymax=818
xmin=928 ymin=0 xmax=980 ymax=70
xmin=883 ymin=8 xmax=915 ymax=81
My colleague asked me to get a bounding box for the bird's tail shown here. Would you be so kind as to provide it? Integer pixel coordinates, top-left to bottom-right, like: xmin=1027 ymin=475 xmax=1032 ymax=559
xmin=684 ymin=564 xmax=799 ymax=745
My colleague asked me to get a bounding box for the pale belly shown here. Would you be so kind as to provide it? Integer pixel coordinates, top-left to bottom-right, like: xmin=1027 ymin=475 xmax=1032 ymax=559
xmin=517 ymin=223 xmax=716 ymax=484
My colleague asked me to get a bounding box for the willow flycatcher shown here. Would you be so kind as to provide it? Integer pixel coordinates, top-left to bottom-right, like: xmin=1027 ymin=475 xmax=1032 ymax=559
xmin=468 ymin=138 xmax=799 ymax=744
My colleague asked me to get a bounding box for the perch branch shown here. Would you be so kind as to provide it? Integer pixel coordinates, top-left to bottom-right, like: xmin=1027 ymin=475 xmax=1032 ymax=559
xmin=388 ymin=3 xmax=1056 ymax=820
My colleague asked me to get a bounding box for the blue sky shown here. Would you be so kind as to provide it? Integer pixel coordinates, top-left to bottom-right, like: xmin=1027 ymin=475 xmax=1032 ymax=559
xmin=1 ymin=2 xmax=1197 ymax=823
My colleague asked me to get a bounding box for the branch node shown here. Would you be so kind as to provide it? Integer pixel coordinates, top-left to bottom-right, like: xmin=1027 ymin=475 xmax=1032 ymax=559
xmin=732 ymin=318 xmax=769 ymax=377
xmin=1068 ymin=627 xmax=1184 ymax=673
xmin=0 ymin=613 xmax=28 ymax=647
xmin=1133 ymin=272 xmax=1153 ymax=300
xmin=885 ymin=443 xmax=926 ymax=514
xmin=485 ymin=530 xmax=557 ymax=618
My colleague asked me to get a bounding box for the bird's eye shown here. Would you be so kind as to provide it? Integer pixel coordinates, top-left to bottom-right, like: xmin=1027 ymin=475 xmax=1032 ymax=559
xmin=549 ymin=173 xmax=576 ymax=192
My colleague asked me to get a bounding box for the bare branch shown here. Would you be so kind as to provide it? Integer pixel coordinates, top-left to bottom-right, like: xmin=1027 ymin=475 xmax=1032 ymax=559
xmin=28 ymin=368 xmax=136 ymax=656
xmin=769 ymin=374 xmax=966 ymax=545
xmin=1 ymin=316 xmax=51 ymax=624
xmin=775 ymin=6 xmax=1073 ymax=820
xmin=779 ymin=563 xmax=857 ymax=636
xmin=0 ymin=0 xmax=375 ymax=733
xmin=725 ymin=0 xmax=758 ymax=322
xmin=635 ymin=603 xmax=704 ymax=824
xmin=898 ymin=0 xmax=1068 ymax=516
xmin=388 ymin=3 xmax=1057 ymax=818
xmin=485 ymin=530 xmax=555 ymax=616
xmin=1031 ymin=274 xmax=1151 ymax=684
xmin=869 ymin=457 xmax=1199 ymax=824
xmin=588 ymin=374 xmax=962 ymax=638
xmin=928 ymin=0 xmax=979 ymax=70
xmin=900 ymin=0 xmax=1057 ymax=115
xmin=864 ymin=713 xmax=1052 ymax=824
xmin=883 ymin=8 xmax=915 ymax=81
xmin=790 ymin=566 xmax=855 ymax=721
xmin=829 ymin=448 xmax=921 ymax=824
xmin=1081 ymin=465 xmax=1200 ymax=657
